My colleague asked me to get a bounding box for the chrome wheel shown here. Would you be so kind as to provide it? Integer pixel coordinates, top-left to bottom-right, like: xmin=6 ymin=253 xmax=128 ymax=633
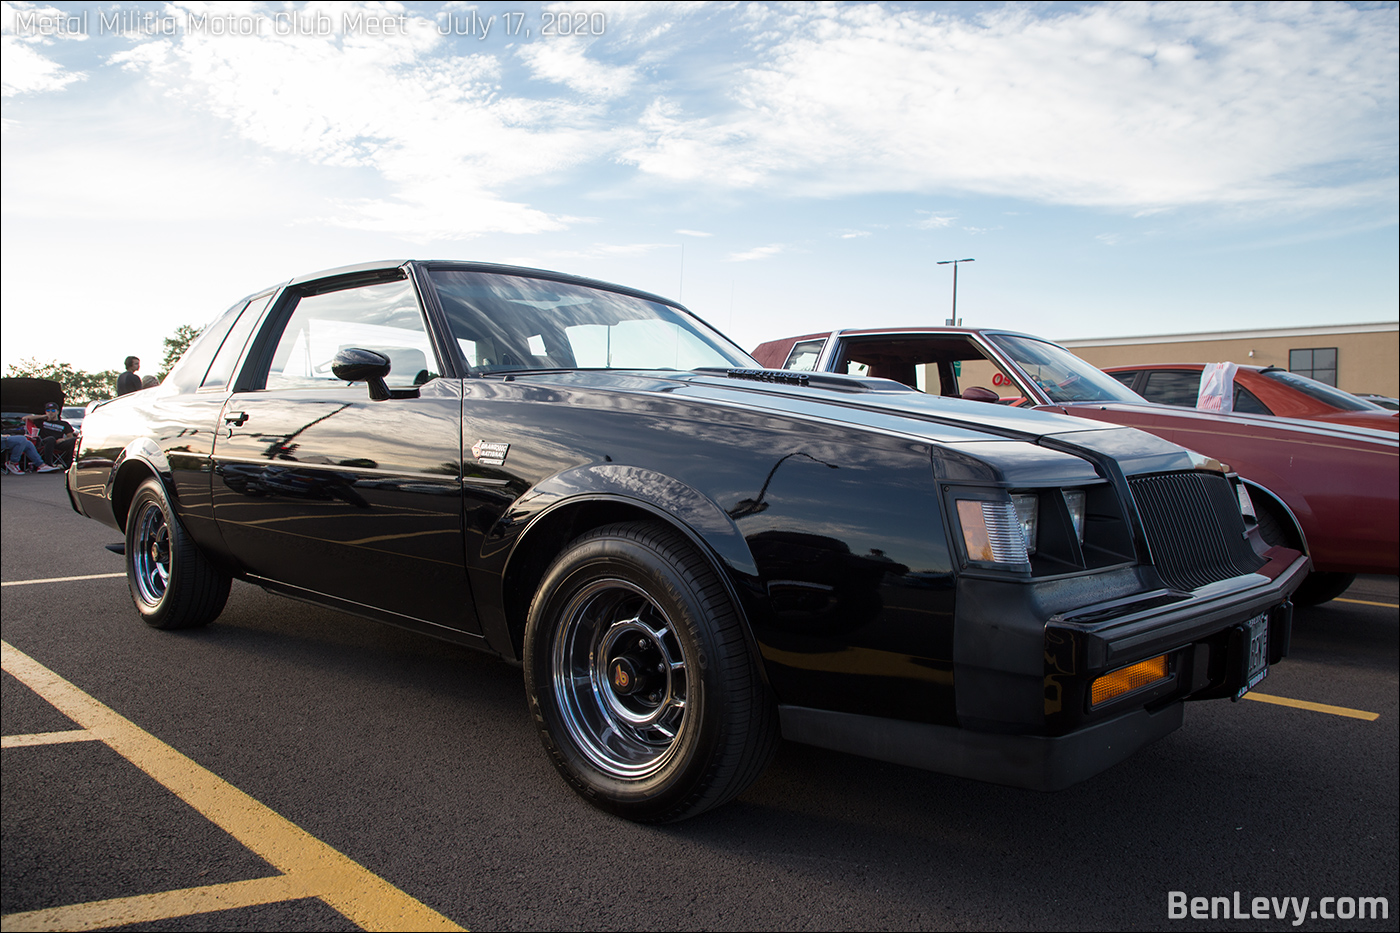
xmin=124 ymin=478 xmax=230 ymax=630
xmin=525 ymin=521 xmax=779 ymax=822
xmin=131 ymin=500 xmax=171 ymax=607
xmin=552 ymin=579 xmax=691 ymax=779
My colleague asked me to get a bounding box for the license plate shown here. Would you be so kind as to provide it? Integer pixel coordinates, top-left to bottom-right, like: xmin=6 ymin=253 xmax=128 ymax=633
xmin=1235 ymin=612 xmax=1269 ymax=699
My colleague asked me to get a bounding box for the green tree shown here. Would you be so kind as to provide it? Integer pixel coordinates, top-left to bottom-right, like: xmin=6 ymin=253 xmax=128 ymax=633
xmin=5 ymin=359 xmax=119 ymax=406
xmin=158 ymin=324 xmax=204 ymax=380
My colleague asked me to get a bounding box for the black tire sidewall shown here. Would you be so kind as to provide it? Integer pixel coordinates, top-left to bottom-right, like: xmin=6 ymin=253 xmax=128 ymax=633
xmin=126 ymin=480 xmax=176 ymax=627
xmin=124 ymin=477 xmax=228 ymax=629
xmin=525 ymin=531 xmax=728 ymax=820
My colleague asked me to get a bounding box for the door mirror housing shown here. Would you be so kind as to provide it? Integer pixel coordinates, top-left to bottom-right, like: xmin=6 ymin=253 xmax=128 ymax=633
xmin=332 ymin=348 xmax=393 ymax=400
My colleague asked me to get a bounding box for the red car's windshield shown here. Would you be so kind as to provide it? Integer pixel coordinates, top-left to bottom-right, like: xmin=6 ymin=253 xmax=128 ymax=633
xmin=986 ymin=334 xmax=1146 ymax=404
xmin=1261 ymin=369 xmax=1384 ymax=412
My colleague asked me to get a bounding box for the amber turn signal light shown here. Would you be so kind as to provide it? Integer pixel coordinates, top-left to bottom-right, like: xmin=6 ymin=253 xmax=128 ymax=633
xmin=1091 ymin=654 xmax=1169 ymax=706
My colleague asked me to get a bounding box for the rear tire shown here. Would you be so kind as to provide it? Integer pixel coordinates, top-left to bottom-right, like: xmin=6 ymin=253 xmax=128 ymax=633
xmin=524 ymin=521 xmax=778 ymax=822
xmin=126 ymin=478 xmax=230 ymax=629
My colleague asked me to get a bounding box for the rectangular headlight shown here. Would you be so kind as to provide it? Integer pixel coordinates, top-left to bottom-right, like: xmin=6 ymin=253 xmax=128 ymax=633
xmin=1064 ymin=489 xmax=1086 ymax=542
xmin=956 ymin=499 xmax=1029 ymax=564
xmin=1011 ymin=494 xmax=1038 ymax=555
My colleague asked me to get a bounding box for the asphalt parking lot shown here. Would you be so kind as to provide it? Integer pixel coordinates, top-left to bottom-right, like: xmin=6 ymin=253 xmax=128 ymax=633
xmin=2 ymin=473 xmax=1396 ymax=932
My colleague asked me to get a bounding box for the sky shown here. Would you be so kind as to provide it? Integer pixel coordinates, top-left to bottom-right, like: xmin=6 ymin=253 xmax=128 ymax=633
xmin=2 ymin=0 xmax=1397 ymax=376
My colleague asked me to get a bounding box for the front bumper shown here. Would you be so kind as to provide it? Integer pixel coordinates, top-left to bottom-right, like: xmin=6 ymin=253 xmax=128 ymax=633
xmin=780 ymin=549 xmax=1308 ymax=791
xmin=779 ymin=701 xmax=1184 ymax=792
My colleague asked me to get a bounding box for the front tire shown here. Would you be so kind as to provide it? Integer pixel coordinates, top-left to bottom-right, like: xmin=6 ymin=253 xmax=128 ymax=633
xmin=126 ymin=478 xmax=230 ymax=629
xmin=1252 ymin=491 xmax=1351 ymax=606
xmin=1291 ymin=571 xmax=1356 ymax=607
xmin=524 ymin=521 xmax=778 ymax=822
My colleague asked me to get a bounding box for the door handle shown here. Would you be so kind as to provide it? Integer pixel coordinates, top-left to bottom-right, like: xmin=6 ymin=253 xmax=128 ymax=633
xmin=224 ymin=411 xmax=249 ymax=426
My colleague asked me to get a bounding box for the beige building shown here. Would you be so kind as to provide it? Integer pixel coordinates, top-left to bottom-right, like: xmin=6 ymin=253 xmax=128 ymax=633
xmin=1058 ymin=322 xmax=1399 ymax=398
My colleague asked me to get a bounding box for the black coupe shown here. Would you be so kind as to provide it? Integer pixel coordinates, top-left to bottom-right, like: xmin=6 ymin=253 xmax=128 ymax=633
xmin=69 ymin=260 xmax=1307 ymax=821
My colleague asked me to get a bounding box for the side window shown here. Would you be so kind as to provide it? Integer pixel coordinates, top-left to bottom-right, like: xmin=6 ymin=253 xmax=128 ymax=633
xmin=1109 ymin=370 xmax=1138 ymax=389
xmin=202 ymin=295 xmax=272 ymax=390
xmin=782 ymin=339 xmax=827 ymax=372
xmin=263 ymin=278 xmax=437 ymax=391
xmin=1140 ymin=370 xmax=1201 ymax=407
xmin=165 ymin=299 xmax=250 ymax=392
xmin=1234 ymin=385 xmax=1271 ymax=415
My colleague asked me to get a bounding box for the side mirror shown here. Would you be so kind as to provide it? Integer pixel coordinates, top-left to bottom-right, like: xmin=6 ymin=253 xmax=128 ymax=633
xmin=332 ymin=348 xmax=392 ymax=401
xmin=960 ymin=386 xmax=1001 ymax=404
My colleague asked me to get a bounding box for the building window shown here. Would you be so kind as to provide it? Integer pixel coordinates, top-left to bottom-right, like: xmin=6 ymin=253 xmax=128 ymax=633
xmin=1289 ymin=347 xmax=1337 ymax=387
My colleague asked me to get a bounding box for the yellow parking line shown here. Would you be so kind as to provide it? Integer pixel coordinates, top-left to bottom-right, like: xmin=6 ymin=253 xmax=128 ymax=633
xmin=2 ymin=729 xmax=99 ymax=748
xmin=0 ymin=641 xmax=466 ymax=933
xmin=1243 ymin=691 xmax=1380 ymax=721
xmin=1333 ymin=597 xmax=1399 ymax=609
xmin=1 ymin=573 xmax=125 ymax=587
xmin=0 ymin=875 xmax=308 ymax=933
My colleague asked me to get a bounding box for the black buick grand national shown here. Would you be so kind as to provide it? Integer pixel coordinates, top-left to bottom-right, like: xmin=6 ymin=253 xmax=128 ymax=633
xmin=68 ymin=260 xmax=1308 ymax=821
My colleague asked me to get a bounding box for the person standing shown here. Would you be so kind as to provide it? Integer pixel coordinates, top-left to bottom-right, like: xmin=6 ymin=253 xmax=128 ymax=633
xmin=117 ymin=356 xmax=141 ymax=395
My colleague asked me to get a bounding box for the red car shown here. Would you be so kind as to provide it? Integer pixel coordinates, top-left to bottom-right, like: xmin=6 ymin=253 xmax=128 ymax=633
xmin=753 ymin=328 xmax=1398 ymax=605
xmin=1103 ymin=363 xmax=1398 ymax=432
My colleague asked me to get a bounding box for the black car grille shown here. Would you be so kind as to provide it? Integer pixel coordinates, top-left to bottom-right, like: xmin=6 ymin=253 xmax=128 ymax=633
xmin=1128 ymin=472 xmax=1266 ymax=591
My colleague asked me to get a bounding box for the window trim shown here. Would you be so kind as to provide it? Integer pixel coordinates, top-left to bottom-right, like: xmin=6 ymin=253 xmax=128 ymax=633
xmin=234 ymin=269 xmax=440 ymax=393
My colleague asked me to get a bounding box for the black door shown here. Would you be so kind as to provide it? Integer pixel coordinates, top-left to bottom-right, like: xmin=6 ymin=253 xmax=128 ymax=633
xmin=211 ymin=272 xmax=475 ymax=633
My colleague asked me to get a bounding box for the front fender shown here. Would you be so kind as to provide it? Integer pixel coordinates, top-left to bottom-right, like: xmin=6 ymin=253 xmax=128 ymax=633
xmin=504 ymin=462 xmax=758 ymax=579
xmin=484 ymin=463 xmax=765 ymax=666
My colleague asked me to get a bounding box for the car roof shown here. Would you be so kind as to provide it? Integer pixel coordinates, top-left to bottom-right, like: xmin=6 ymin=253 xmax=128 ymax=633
xmin=1102 ymin=362 xmax=1276 ymax=374
xmin=277 ymin=259 xmax=683 ymax=311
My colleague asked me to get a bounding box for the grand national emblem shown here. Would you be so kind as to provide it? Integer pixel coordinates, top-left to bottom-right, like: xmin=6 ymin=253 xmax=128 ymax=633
xmin=471 ymin=440 xmax=509 ymax=466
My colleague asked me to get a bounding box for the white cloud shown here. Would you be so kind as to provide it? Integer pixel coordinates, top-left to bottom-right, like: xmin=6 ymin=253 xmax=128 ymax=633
xmin=913 ymin=212 xmax=955 ymax=230
xmin=2 ymin=1 xmax=87 ymax=97
xmin=505 ymin=242 xmax=673 ymax=264
xmin=517 ymin=36 xmax=638 ymax=99
xmin=620 ymin=2 xmax=1399 ymax=213
xmin=1 ymin=36 xmax=82 ymax=95
xmin=675 ymin=228 xmax=712 ymax=237
xmin=102 ymin=3 xmax=623 ymax=238
xmin=726 ymin=243 xmax=786 ymax=262
xmin=7 ymin=0 xmax=1395 ymax=245
xmin=836 ymin=229 xmax=872 ymax=239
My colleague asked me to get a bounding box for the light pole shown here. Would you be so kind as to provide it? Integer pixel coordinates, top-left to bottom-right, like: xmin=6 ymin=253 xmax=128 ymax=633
xmin=936 ymin=258 xmax=974 ymax=326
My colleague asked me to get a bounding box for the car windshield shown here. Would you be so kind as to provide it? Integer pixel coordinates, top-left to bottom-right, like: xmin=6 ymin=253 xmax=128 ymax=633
xmin=986 ymin=334 xmax=1146 ymax=404
xmin=1261 ymin=369 xmax=1383 ymax=411
xmin=427 ymin=270 xmax=753 ymax=374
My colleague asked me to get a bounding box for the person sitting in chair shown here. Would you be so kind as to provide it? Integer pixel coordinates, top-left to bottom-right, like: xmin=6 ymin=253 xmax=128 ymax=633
xmin=24 ymin=403 xmax=76 ymax=467
xmin=3 ymin=434 xmax=61 ymax=473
